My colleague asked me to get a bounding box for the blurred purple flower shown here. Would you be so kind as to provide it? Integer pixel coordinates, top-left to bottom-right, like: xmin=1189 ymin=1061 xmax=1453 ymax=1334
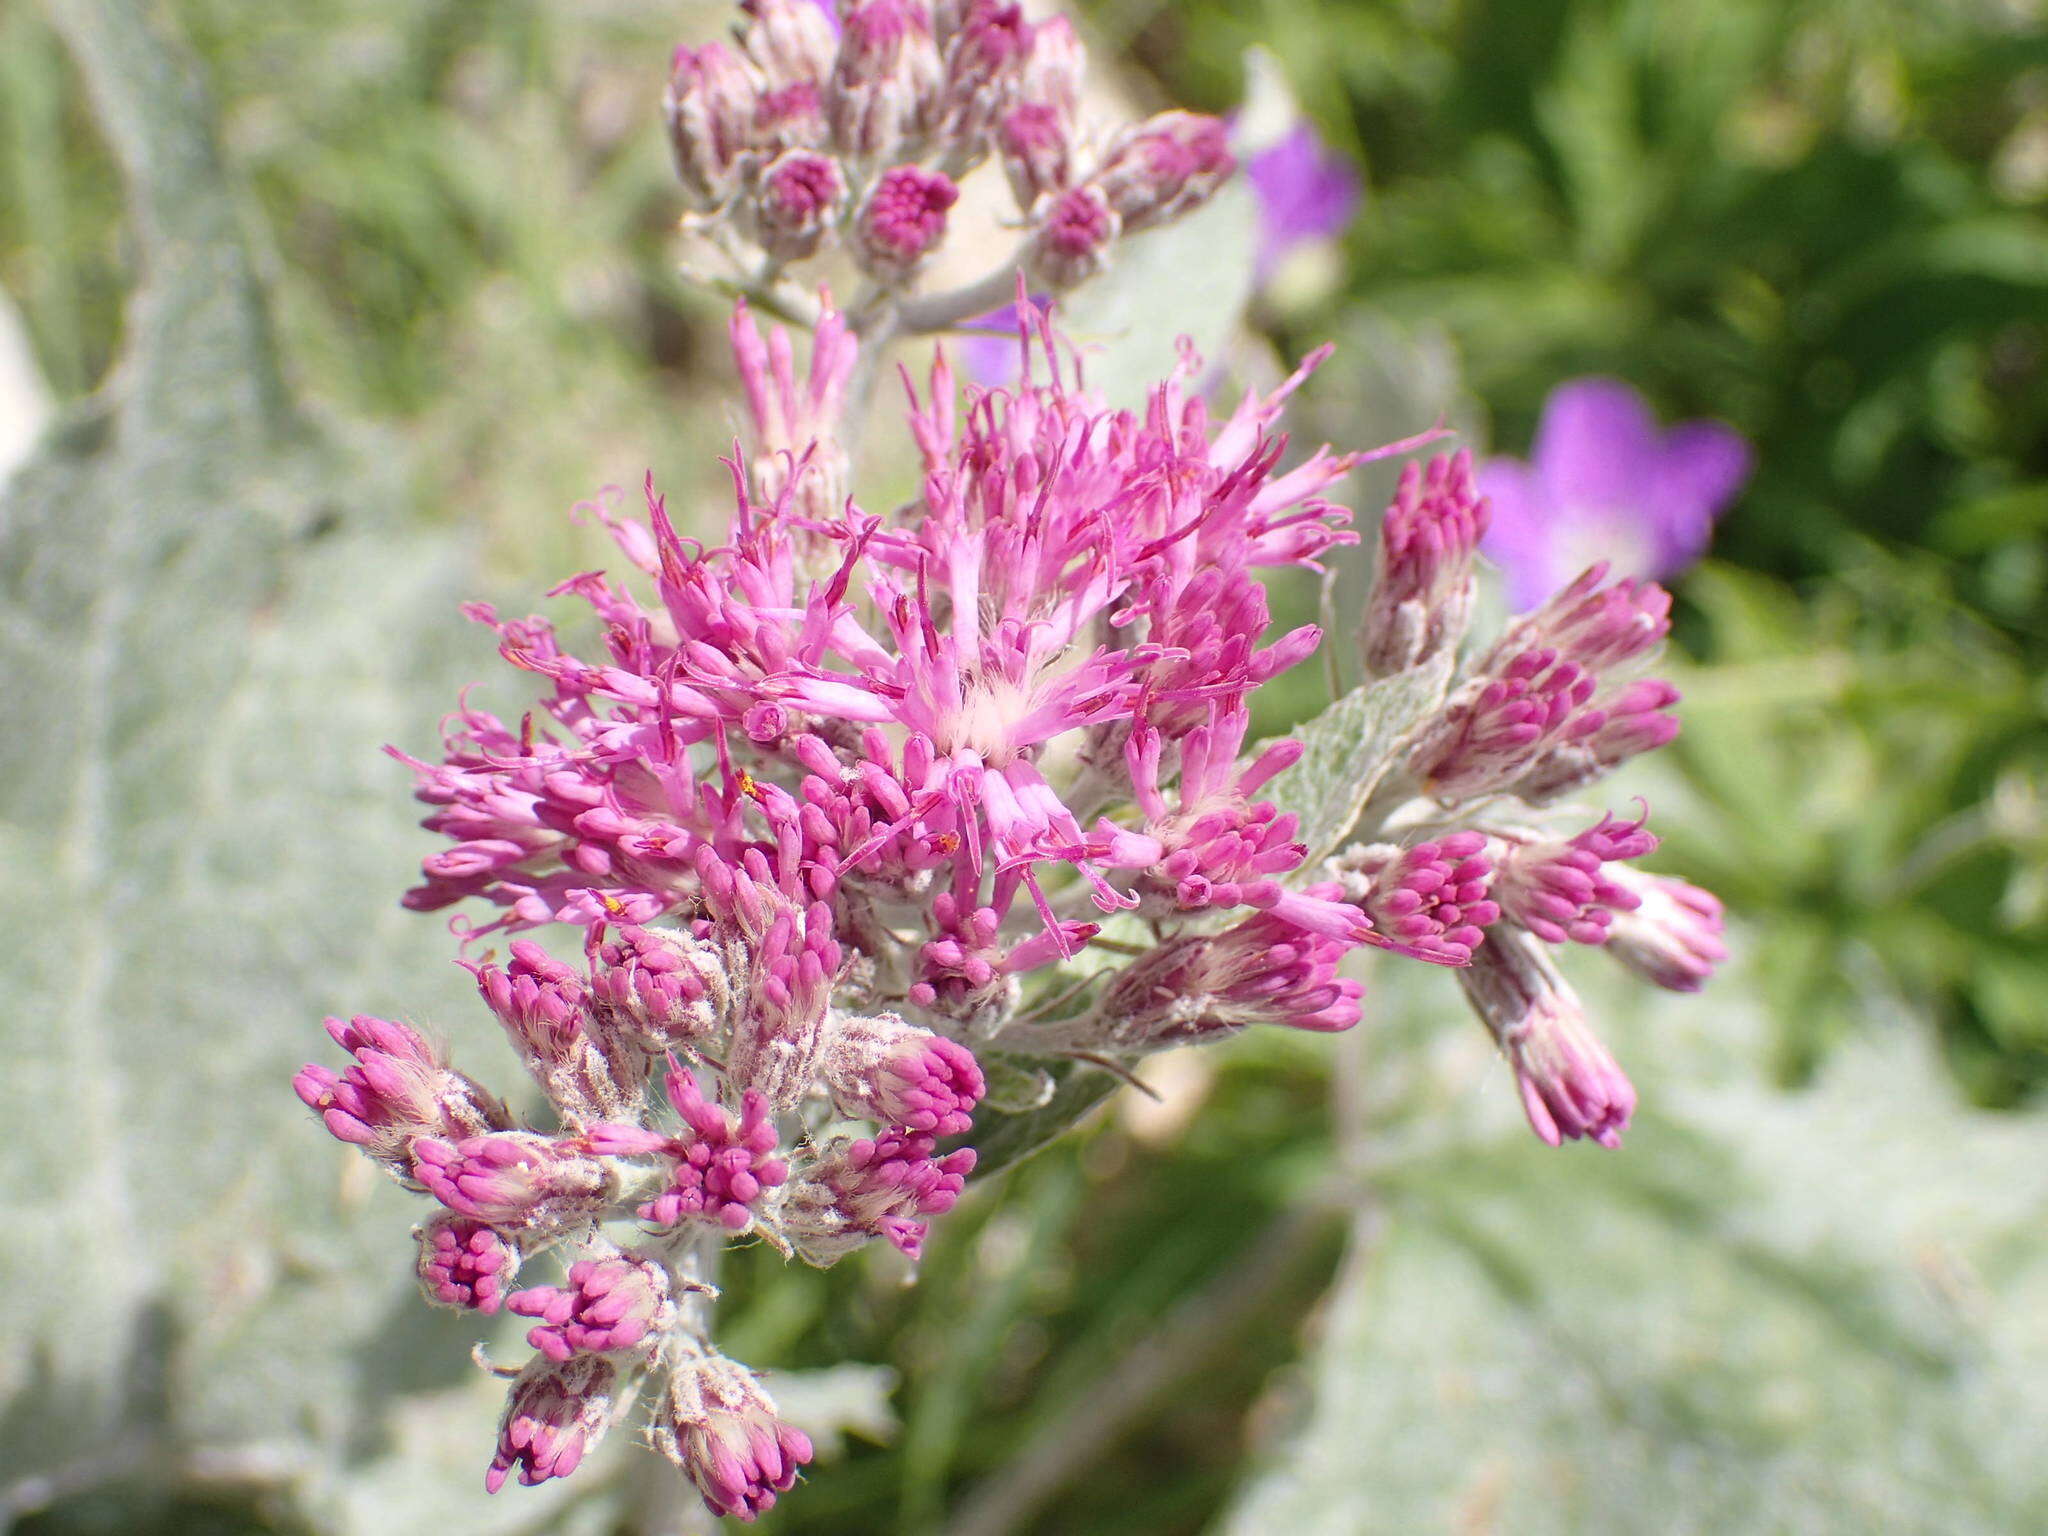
xmin=958 ymin=299 xmax=1036 ymax=388
xmin=1479 ymin=378 xmax=1750 ymax=611
xmin=1244 ymin=120 xmax=1361 ymax=283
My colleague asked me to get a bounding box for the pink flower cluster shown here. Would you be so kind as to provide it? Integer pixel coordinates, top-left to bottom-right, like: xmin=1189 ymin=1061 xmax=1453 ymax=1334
xmin=295 ymin=5 xmax=1730 ymax=1518
xmin=297 ymin=908 xmax=972 ymax=1516
xmin=666 ymin=0 xmax=1231 ymax=290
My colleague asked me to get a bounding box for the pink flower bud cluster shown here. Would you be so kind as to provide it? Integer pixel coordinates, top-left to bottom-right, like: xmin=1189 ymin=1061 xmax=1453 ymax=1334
xmin=657 ymin=1350 xmax=818 ymax=1521
xmin=1360 ymin=448 xmax=1489 ymax=677
xmin=1331 ymin=833 xmax=1499 ymax=966
xmin=297 ymin=898 xmax=983 ymax=1516
xmin=662 ymin=0 xmax=1232 ymax=292
xmin=1489 ymin=811 xmax=1658 ymax=946
xmin=1458 ymin=926 xmax=1638 ymax=1149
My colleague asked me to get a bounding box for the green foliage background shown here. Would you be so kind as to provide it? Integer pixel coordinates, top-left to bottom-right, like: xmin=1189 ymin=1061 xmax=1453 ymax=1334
xmin=1 ymin=1 xmax=2045 ymax=1533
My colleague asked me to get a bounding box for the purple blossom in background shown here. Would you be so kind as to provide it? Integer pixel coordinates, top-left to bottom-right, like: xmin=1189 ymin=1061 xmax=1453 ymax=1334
xmin=1244 ymin=119 xmax=1361 ymax=283
xmin=1478 ymin=378 xmax=1751 ymax=611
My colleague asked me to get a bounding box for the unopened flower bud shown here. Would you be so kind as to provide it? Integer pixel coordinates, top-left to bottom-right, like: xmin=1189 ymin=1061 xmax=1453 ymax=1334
xmin=742 ymin=0 xmax=840 ymax=89
xmin=1458 ymin=924 xmax=1634 ymax=1148
xmin=1017 ymin=14 xmax=1082 ymax=119
xmin=1086 ymin=901 xmax=1364 ymax=1052
xmin=854 ymin=164 xmax=959 ymax=280
xmin=935 ymin=0 xmax=1032 ymax=160
xmin=412 ymin=1131 xmax=616 ymax=1231
xmin=1331 ymin=832 xmax=1498 ymax=965
xmin=506 ymin=1252 xmax=673 ymax=1363
xmin=656 ymin=1350 xmax=815 ymax=1522
xmin=471 ymin=940 xmax=644 ymax=1126
xmin=588 ymin=924 xmax=729 ymax=1051
xmin=1361 ymin=450 xmax=1489 ymax=677
xmin=294 ymin=1015 xmax=508 ymax=1185
xmin=666 ymin=42 xmax=762 ymax=209
xmin=486 ymin=1353 xmax=621 ymax=1493
xmin=781 ymin=1128 xmax=976 ymax=1264
xmin=821 ymin=1011 xmax=985 ymax=1133
xmin=998 ymin=102 xmax=1070 ymax=208
xmin=1490 ymin=810 xmax=1657 ymax=946
xmin=415 ymin=1213 xmax=526 ymax=1314
xmin=749 ymin=149 xmax=849 ymax=259
xmin=586 ymin=1066 xmax=789 ymax=1232
xmin=1507 ymin=561 xmax=1672 ymax=672
xmin=829 ymin=0 xmax=942 ymax=165
xmin=1511 ymin=677 xmax=1682 ymax=803
xmin=753 ymin=80 xmax=830 ymax=154
xmin=1090 ymin=110 xmax=1234 ymax=231
xmin=1408 ymin=645 xmax=1597 ymax=803
xmin=1028 ymin=183 xmax=1119 ymax=288
xmin=1602 ymin=870 xmax=1727 ymax=992
xmin=993 ymin=16 xmax=1080 ymax=208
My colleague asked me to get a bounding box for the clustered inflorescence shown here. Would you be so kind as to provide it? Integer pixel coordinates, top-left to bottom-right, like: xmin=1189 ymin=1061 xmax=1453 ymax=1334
xmin=294 ymin=0 xmax=1727 ymax=1520
xmin=666 ymin=0 xmax=1230 ymax=315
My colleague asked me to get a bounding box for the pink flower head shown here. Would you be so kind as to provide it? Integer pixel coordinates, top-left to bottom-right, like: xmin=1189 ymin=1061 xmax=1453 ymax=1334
xmin=741 ymin=0 xmax=840 ymax=89
xmin=486 ymin=1353 xmax=622 ymax=1493
xmin=1361 ymin=449 xmax=1489 ymax=678
xmin=1480 ymin=377 xmax=1750 ymax=611
xmin=468 ymin=940 xmax=644 ymax=1124
xmin=789 ymin=1128 xmax=977 ymax=1261
xmin=855 ymin=164 xmax=960 ymax=279
xmin=1090 ymin=110 xmax=1235 ymax=231
xmin=391 ymin=305 xmax=1394 ymax=959
xmin=657 ymin=1351 xmax=816 ymax=1523
xmin=1116 ymin=701 xmax=1366 ymax=942
xmin=1490 ymin=810 xmax=1658 ymax=946
xmin=1334 ymin=832 xmax=1499 ymax=966
xmin=1410 ymin=646 xmax=1599 ymax=803
xmin=730 ymin=291 xmax=858 ymax=529
xmin=388 ymin=688 xmax=694 ymax=937
xmin=1512 ymin=677 xmax=1683 ymax=804
xmin=415 ymin=1214 xmax=524 ymax=1314
xmin=586 ymin=1066 xmax=789 ymax=1231
xmin=829 ymin=0 xmax=942 ymax=164
xmin=999 ymin=100 xmax=1070 ymax=207
xmin=1404 ymin=564 xmax=1682 ymax=801
xmin=752 ymin=150 xmax=848 ymax=259
xmin=1090 ymin=896 xmax=1366 ymax=1049
xmin=1604 ymin=870 xmax=1728 ymax=992
xmin=587 ymin=923 xmax=729 ymax=1050
xmin=1510 ymin=560 xmax=1672 ymax=673
xmin=506 ymin=1252 xmax=672 ymax=1364
xmin=1460 ymin=926 xmax=1635 ymax=1148
xmin=908 ymin=888 xmax=1097 ymax=1033
xmin=696 ymin=840 xmax=844 ymax=1108
xmin=294 ymin=1015 xmax=507 ymax=1180
xmin=821 ymin=1011 xmax=986 ymax=1133
xmin=1029 ymin=184 xmax=1119 ymax=288
xmin=412 ymin=1132 xmax=616 ymax=1231
xmin=665 ymin=42 xmax=762 ymax=209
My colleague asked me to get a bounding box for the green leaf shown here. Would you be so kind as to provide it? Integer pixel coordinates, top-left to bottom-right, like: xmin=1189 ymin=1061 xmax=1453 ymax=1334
xmin=977 ymin=1051 xmax=1060 ymax=1114
xmin=1220 ymin=985 xmax=2048 ymax=1535
xmin=0 ymin=3 xmax=561 ymax=1528
xmin=963 ymin=1060 xmax=1122 ymax=1179
xmin=1264 ymin=651 xmax=1456 ymax=867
